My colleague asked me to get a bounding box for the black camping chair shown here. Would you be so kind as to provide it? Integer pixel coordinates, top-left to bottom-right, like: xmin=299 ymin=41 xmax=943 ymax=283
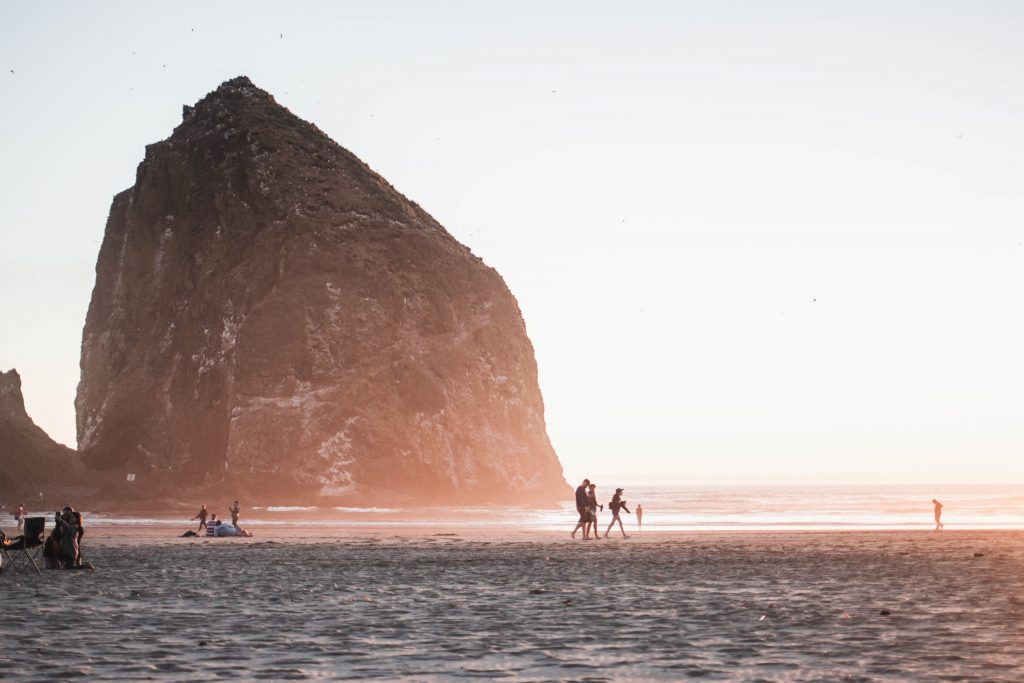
xmin=0 ymin=517 xmax=45 ymax=575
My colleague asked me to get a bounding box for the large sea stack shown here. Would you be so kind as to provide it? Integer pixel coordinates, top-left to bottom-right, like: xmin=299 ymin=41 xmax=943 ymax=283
xmin=76 ymin=77 xmax=568 ymax=505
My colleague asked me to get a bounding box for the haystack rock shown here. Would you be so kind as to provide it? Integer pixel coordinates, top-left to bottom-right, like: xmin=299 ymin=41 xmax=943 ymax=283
xmin=0 ymin=369 xmax=78 ymax=496
xmin=76 ymin=76 xmax=568 ymax=505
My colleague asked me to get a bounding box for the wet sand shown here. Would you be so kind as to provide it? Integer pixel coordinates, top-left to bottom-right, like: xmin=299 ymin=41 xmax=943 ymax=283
xmin=2 ymin=527 xmax=1023 ymax=681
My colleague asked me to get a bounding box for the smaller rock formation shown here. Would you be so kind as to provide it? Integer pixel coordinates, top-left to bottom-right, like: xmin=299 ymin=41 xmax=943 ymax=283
xmin=0 ymin=369 xmax=79 ymax=497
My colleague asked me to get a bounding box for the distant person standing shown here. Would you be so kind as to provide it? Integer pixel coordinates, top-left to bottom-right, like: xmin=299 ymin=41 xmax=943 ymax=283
xmin=229 ymin=500 xmax=241 ymax=527
xmin=636 ymin=503 xmax=643 ymax=530
xmin=571 ymin=479 xmax=591 ymax=539
xmin=193 ymin=504 xmax=208 ymax=532
xmin=15 ymin=502 xmax=25 ymax=531
xmin=932 ymin=499 xmax=944 ymax=531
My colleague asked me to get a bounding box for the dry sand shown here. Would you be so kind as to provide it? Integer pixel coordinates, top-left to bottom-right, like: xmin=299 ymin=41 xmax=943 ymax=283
xmin=1 ymin=526 xmax=1022 ymax=681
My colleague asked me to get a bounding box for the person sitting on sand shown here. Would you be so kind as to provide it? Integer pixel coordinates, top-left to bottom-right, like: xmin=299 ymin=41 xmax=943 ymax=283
xmin=636 ymin=502 xmax=643 ymax=530
xmin=604 ymin=488 xmax=631 ymax=539
xmin=206 ymin=514 xmax=218 ymax=537
xmin=571 ymin=478 xmax=591 ymax=539
xmin=586 ymin=483 xmax=603 ymax=540
xmin=43 ymin=511 xmax=64 ymax=568
xmin=932 ymin=499 xmax=944 ymax=531
xmin=193 ymin=504 xmax=209 ymax=532
xmin=58 ymin=507 xmax=80 ymax=569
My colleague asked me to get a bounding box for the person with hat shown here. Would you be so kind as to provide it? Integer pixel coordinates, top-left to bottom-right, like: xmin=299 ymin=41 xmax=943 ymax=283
xmin=604 ymin=487 xmax=631 ymax=538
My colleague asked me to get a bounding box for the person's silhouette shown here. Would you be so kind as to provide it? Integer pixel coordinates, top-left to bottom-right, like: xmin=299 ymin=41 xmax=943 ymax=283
xmin=932 ymin=499 xmax=944 ymax=531
xmin=571 ymin=479 xmax=591 ymax=539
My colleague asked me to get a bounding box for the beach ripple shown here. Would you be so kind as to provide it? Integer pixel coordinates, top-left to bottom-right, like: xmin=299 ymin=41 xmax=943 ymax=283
xmin=1 ymin=531 xmax=1022 ymax=680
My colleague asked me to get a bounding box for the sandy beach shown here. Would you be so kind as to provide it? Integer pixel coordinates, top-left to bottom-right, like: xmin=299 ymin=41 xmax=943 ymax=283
xmin=1 ymin=526 xmax=1022 ymax=681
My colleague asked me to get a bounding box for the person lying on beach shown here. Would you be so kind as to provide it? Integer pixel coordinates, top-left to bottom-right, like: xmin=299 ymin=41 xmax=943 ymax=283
xmin=585 ymin=483 xmax=603 ymax=540
xmin=604 ymin=488 xmax=631 ymax=538
xmin=571 ymin=478 xmax=591 ymax=539
xmin=213 ymin=522 xmax=253 ymax=538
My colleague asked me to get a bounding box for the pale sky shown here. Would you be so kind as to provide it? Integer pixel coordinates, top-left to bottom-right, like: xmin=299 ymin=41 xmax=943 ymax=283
xmin=1 ymin=1 xmax=1022 ymax=485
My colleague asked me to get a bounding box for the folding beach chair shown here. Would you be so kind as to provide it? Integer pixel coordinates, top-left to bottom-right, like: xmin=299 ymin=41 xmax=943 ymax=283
xmin=0 ymin=517 xmax=45 ymax=575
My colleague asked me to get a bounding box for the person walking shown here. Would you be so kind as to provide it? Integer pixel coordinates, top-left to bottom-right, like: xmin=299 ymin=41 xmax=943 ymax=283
xmin=604 ymin=488 xmax=631 ymax=538
xmin=58 ymin=508 xmax=80 ymax=569
xmin=229 ymin=501 xmax=241 ymax=527
xmin=932 ymin=499 xmax=944 ymax=531
xmin=586 ymin=483 xmax=603 ymax=540
xmin=193 ymin=504 xmax=208 ymax=532
xmin=15 ymin=502 xmax=25 ymax=531
xmin=571 ymin=479 xmax=591 ymax=539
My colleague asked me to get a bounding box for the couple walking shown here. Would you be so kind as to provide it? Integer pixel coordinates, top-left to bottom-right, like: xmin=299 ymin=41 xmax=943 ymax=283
xmin=570 ymin=478 xmax=630 ymax=539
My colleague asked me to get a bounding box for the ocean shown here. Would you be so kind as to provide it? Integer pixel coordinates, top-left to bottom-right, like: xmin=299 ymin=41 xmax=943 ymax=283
xmin=75 ymin=483 xmax=1024 ymax=531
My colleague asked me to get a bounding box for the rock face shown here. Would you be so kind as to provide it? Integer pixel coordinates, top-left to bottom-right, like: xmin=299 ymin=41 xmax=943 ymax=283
xmin=0 ymin=369 xmax=78 ymax=495
xmin=76 ymin=76 xmax=568 ymax=505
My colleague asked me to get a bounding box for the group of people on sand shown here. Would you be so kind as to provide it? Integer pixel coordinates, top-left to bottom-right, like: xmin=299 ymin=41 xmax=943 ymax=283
xmin=570 ymin=478 xmax=643 ymax=540
xmin=1 ymin=505 xmax=90 ymax=570
xmin=184 ymin=501 xmax=252 ymax=537
xmin=43 ymin=507 xmax=90 ymax=569
xmin=568 ymin=488 xmax=947 ymax=535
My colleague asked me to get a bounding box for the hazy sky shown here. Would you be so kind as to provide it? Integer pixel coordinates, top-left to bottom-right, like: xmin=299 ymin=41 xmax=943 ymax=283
xmin=2 ymin=1 xmax=1022 ymax=485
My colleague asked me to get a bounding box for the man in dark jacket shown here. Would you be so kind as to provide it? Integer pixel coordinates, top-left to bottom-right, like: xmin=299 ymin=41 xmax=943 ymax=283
xmin=571 ymin=479 xmax=591 ymax=539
